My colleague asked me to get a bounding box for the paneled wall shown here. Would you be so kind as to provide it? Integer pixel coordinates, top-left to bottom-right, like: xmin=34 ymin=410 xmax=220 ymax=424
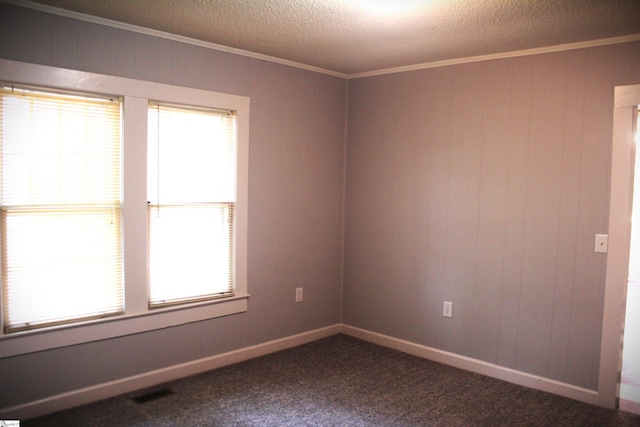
xmin=344 ymin=42 xmax=640 ymax=390
xmin=0 ymin=3 xmax=346 ymax=409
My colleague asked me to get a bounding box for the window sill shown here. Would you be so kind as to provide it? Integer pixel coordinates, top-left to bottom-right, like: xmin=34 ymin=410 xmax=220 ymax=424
xmin=0 ymin=294 xmax=249 ymax=358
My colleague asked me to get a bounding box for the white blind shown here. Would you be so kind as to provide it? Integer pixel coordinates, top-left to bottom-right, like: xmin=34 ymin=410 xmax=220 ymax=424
xmin=1 ymin=85 xmax=123 ymax=333
xmin=147 ymin=102 xmax=237 ymax=307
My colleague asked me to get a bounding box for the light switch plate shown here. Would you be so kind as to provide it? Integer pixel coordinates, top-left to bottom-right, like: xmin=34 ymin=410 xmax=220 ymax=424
xmin=595 ymin=234 xmax=608 ymax=253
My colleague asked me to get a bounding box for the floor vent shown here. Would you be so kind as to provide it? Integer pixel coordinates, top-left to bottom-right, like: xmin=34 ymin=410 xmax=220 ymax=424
xmin=132 ymin=388 xmax=175 ymax=404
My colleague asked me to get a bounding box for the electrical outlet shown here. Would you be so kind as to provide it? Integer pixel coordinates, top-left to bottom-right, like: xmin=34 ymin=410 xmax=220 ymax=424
xmin=443 ymin=301 xmax=453 ymax=318
xmin=295 ymin=287 xmax=303 ymax=303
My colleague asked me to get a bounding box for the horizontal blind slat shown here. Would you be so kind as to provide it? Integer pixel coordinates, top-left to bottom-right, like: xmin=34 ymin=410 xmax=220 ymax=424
xmin=147 ymin=101 xmax=236 ymax=308
xmin=148 ymin=204 xmax=234 ymax=306
xmin=1 ymin=85 xmax=124 ymax=333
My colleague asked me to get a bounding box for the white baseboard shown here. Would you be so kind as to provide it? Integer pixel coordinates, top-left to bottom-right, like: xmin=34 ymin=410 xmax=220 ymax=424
xmin=2 ymin=323 xmax=603 ymax=420
xmin=340 ymin=324 xmax=600 ymax=407
xmin=0 ymin=324 xmax=341 ymax=420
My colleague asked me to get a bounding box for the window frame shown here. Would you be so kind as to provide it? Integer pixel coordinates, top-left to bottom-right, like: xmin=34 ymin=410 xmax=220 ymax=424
xmin=0 ymin=59 xmax=249 ymax=358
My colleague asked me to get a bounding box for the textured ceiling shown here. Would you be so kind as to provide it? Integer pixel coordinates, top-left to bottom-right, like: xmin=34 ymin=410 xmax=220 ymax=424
xmin=21 ymin=0 xmax=640 ymax=75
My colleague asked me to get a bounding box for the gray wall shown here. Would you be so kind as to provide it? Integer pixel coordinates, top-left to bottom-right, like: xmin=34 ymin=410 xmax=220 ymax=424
xmin=0 ymin=3 xmax=345 ymax=408
xmin=344 ymin=43 xmax=640 ymax=390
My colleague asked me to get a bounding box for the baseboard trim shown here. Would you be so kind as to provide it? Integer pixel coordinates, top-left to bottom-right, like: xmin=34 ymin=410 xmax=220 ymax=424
xmin=1 ymin=324 xmax=341 ymax=420
xmin=2 ymin=323 xmax=602 ymax=419
xmin=340 ymin=324 xmax=599 ymax=406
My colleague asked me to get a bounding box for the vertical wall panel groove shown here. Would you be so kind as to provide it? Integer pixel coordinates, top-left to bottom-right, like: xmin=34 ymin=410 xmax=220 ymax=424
xmin=497 ymin=56 xmax=533 ymax=370
xmin=470 ymin=59 xmax=512 ymax=365
xmin=516 ymin=52 xmax=567 ymax=377
xmin=548 ymin=49 xmax=586 ymax=383
xmin=566 ymin=46 xmax=615 ymax=389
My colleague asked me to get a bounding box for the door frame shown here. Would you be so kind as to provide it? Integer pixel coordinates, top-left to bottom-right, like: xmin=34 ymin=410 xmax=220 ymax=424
xmin=599 ymin=83 xmax=640 ymax=408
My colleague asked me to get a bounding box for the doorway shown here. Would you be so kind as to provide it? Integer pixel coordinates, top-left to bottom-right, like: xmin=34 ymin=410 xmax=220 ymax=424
xmin=598 ymin=84 xmax=640 ymax=410
xmin=620 ymin=108 xmax=640 ymax=414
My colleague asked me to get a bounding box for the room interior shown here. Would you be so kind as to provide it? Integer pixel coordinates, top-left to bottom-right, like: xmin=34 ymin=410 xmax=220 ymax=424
xmin=1 ymin=0 xmax=640 ymax=421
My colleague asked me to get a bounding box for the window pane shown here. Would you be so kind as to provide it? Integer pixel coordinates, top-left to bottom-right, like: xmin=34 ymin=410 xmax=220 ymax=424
xmin=147 ymin=104 xmax=236 ymax=204
xmin=147 ymin=103 xmax=237 ymax=307
xmin=1 ymin=89 xmax=121 ymax=206
xmin=1 ymin=86 xmax=123 ymax=333
xmin=3 ymin=208 xmax=123 ymax=330
xmin=148 ymin=204 xmax=233 ymax=306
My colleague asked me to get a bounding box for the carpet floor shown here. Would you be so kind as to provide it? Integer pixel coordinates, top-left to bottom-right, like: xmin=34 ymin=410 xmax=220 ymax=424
xmin=24 ymin=334 xmax=640 ymax=426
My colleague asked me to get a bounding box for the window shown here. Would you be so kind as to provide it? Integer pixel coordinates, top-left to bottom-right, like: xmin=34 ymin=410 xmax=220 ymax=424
xmin=147 ymin=103 xmax=237 ymax=307
xmin=0 ymin=86 xmax=123 ymax=333
xmin=0 ymin=59 xmax=248 ymax=357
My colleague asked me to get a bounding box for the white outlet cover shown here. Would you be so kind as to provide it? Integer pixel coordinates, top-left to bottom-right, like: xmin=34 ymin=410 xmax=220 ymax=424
xmin=443 ymin=301 xmax=453 ymax=318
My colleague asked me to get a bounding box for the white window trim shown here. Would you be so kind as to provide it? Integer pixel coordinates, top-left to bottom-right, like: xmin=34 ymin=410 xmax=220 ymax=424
xmin=0 ymin=59 xmax=249 ymax=358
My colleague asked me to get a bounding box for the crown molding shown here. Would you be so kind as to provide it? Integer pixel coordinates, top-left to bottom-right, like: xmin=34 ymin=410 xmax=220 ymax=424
xmin=5 ymin=0 xmax=640 ymax=80
xmin=348 ymin=34 xmax=640 ymax=79
xmin=5 ymin=0 xmax=348 ymax=79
